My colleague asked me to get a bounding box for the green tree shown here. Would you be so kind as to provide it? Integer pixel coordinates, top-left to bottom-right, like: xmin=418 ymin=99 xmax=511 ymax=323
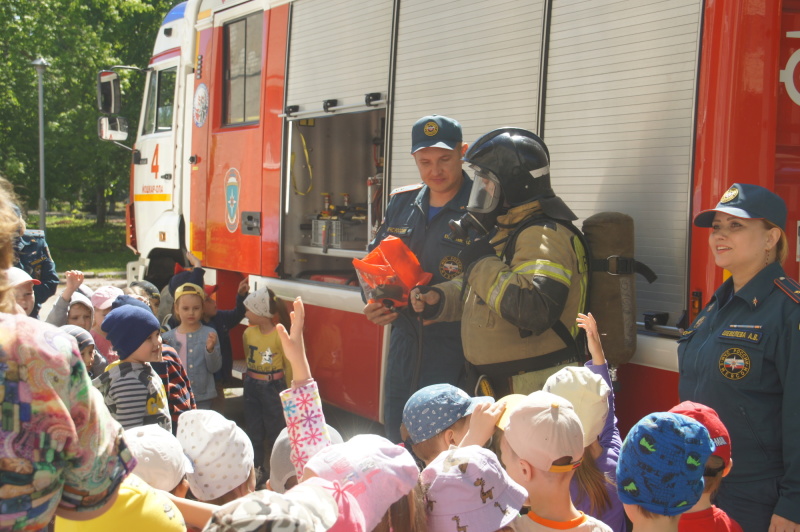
xmin=0 ymin=0 xmax=174 ymax=225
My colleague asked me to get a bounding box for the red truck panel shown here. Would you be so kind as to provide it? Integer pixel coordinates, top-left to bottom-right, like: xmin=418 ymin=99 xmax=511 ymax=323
xmin=303 ymin=304 xmax=383 ymax=421
xmin=260 ymin=5 xmax=288 ymax=278
xmin=691 ymin=0 xmax=794 ymax=309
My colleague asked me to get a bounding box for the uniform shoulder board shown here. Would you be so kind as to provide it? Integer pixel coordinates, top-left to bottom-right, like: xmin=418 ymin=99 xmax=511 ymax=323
xmin=24 ymin=229 xmax=45 ymax=237
xmin=775 ymin=276 xmax=800 ymax=304
xmin=390 ymin=183 xmax=424 ymax=196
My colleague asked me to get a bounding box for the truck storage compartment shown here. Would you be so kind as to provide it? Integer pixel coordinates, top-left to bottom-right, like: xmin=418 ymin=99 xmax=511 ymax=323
xmin=282 ymin=109 xmax=385 ymax=283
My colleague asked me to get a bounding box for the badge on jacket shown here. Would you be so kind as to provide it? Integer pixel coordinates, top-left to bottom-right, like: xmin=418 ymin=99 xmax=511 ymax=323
xmin=718 ymin=347 xmax=751 ymax=380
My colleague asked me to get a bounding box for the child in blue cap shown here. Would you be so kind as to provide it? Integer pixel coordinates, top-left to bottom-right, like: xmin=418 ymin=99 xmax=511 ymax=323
xmin=616 ymin=412 xmax=714 ymax=530
xmin=93 ymin=305 xmax=171 ymax=432
xmin=400 ymin=383 xmax=494 ymax=465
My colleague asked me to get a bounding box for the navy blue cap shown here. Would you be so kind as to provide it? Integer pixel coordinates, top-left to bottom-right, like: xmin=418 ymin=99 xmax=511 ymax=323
xmin=402 ymin=384 xmax=493 ymax=444
xmin=411 ymin=115 xmax=462 ymax=154
xmin=111 ymin=294 xmax=152 ymax=313
xmin=694 ymin=183 xmax=787 ymax=230
xmin=168 ymin=268 xmax=204 ymax=296
xmin=102 ymin=306 xmax=160 ymax=360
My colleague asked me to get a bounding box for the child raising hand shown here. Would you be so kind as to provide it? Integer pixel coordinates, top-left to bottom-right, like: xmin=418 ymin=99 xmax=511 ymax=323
xmin=542 ymin=312 xmax=625 ymax=531
xmin=275 ymin=296 xmax=310 ymax=383
xmin=275 ymin=297 xmax=339 ymax=480
xmin=577 ymin=312 xmax=606 ymax=366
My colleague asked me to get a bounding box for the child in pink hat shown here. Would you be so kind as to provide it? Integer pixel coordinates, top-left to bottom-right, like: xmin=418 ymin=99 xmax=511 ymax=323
xmin=304 ymin=434 xmax=423 ymax=532
xmin=90 ymin=285 xmax=124 ymax=362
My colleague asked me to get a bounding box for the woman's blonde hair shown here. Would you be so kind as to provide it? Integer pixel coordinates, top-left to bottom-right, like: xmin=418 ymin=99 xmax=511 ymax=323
xmin=572 ymin=446 xmax=613 ymax=516
xmin=0 ymin=177 xmax=21 ymax=313
xmin=764 ymin=220 xmax=788 ymax=265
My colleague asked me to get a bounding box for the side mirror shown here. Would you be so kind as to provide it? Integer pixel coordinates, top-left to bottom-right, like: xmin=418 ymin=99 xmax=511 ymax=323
xmin=97 ymin=70 xmax=121 ymax=114
xmin=98 ymin=116 xmax=129 ymax=142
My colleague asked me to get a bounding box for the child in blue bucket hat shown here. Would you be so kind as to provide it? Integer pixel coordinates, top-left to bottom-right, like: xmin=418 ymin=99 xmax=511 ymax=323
xmin=617 ymin=412 xmax=714 ymax=528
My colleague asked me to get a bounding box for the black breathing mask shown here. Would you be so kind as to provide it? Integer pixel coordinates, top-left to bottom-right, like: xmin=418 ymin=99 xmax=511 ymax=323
xmin=449 ymin=210 xmax=497 ymax=240
xmin=450 ymin=165 xmax=505 ymax=240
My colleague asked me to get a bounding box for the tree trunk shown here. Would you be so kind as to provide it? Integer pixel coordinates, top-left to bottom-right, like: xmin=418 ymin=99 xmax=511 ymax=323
xmin=95 ymin=185 xmax=107 ymax=227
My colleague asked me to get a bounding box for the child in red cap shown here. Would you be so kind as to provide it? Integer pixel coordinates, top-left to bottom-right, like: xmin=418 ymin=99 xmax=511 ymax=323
xmin=669 ymin=401 xmax=743 ymax=532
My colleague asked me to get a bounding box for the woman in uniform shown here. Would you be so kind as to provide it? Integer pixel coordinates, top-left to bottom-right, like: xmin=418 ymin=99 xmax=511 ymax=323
xmin=678 ymin=183 xmax=800 ymax=532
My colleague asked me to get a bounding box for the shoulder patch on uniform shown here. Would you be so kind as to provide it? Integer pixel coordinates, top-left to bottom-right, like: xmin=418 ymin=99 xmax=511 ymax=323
xmin=390 ymin=183 xmax=424 ymax=196
xmin=775 ymin=276 xmax=800 ymax=304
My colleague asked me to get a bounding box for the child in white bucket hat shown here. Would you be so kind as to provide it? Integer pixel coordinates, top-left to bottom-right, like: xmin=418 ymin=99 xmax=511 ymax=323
xmin=177 ymin=409 xmax=255 ymax=504
xmin=124 ymin=424 xmax=193 ymax=496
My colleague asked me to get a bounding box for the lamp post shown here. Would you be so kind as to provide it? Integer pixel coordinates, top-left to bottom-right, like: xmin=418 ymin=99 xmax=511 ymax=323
xmin=31 ymin=57 xmax=49 ymax=231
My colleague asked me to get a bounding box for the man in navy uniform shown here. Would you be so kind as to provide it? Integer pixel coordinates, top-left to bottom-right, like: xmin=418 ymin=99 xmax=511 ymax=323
xmin=14 ymin=209 xmax=58 ymax=318
xmin=363 ymin=115 xmax=471 ymax=443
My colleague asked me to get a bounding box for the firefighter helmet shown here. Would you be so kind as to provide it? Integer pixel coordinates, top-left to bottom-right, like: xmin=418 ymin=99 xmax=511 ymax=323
xmin=463 ymin=127 xmax=553 ymax=207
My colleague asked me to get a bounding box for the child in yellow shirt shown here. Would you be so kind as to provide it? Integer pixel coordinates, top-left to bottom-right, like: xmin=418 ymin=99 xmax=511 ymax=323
xmin=242 ymin=287 xmax=291 ymax=476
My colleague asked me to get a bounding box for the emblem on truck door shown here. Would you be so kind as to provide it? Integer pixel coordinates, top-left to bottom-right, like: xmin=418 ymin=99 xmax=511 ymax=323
xmin=193 ymin=83 xmax=209 ymax=128
xmin=226 ymin=168 xmax=240 ymax=233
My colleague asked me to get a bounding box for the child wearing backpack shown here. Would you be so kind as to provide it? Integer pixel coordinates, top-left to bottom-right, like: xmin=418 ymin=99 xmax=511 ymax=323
xmin=93 ymin=305 xmax=171 ymax=431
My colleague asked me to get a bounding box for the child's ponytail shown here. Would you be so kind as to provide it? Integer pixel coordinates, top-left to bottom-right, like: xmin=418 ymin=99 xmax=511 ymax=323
xmin=268 ymin=288 xmax=291 ymax=333
xmin=573 ymin=446 xmax=613 ymax=515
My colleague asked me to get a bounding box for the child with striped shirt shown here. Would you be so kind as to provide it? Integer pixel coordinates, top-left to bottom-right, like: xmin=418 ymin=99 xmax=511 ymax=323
xmin=93 ymin=305 xmax=171 ymax=431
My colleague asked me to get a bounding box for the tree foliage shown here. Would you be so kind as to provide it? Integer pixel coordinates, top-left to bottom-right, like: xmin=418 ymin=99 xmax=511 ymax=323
xmin=0 ymin=0 xmax=175 ymax=224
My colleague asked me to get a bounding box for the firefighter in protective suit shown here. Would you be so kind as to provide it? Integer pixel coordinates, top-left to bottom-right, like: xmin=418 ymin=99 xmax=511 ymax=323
xmin=411 ymin=128 xmax=587 ymax=396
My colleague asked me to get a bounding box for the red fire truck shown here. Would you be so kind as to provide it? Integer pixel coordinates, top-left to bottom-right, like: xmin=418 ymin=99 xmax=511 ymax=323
xmin=98 ymin=0 xmax=800 ymax=432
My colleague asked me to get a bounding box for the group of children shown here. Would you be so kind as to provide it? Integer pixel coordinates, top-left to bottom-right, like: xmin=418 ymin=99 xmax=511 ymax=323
xmin=8 ymin=249 xmax=293 ymax=477
xmin=7 ymin=252 xmax=747 ymax=531
xmin=56 ymin=293 xmax=737 ymax=532
xmin=385 ymin=311 xmax=742 ymax=532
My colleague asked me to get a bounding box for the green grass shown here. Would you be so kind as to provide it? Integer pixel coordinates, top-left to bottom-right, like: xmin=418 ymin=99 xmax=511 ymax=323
xmin=28 ymin=215 xmax=137 ymax=274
